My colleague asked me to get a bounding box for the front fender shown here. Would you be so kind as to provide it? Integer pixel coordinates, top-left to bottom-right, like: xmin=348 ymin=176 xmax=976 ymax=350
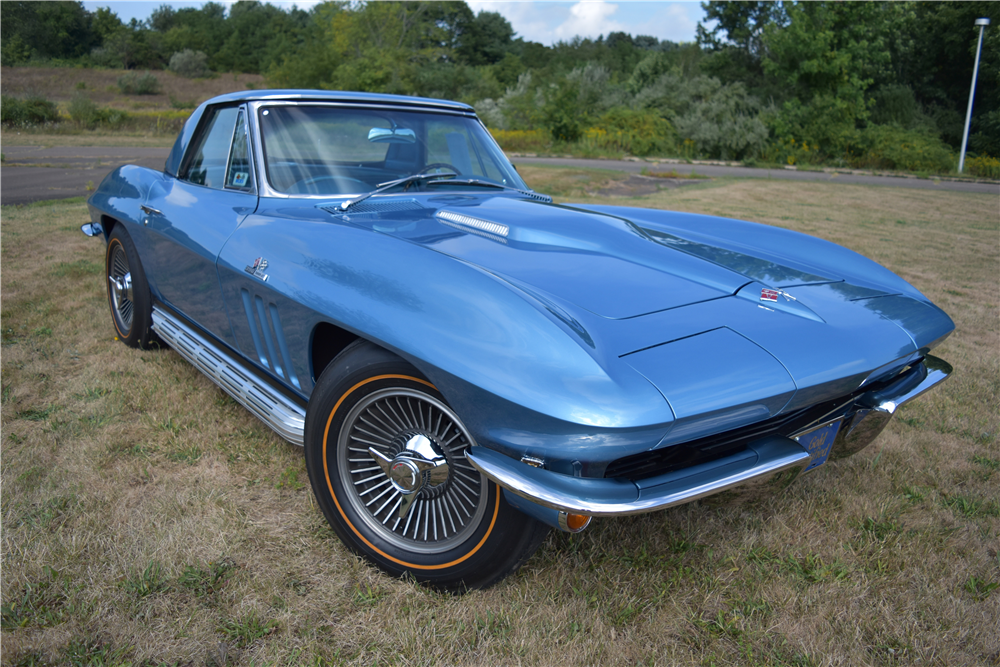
xmin=216 ymin=203 xmax=673 ymax=434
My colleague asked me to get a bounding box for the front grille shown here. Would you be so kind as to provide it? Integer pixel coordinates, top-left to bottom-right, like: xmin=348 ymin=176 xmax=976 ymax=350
xmin=604 ymin=404 xmax=832 ymax=480
xmin=604 ymin=365 xmax=916 ymax=482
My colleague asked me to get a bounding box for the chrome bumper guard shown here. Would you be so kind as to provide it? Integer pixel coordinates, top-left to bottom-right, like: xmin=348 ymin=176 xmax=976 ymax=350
xmin=467 ymin=355 xmax=952 ymax=517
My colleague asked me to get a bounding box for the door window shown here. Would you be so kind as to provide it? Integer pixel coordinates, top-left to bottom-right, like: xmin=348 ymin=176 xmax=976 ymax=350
xmin=182 ymin=106 xmax=239 ymax=189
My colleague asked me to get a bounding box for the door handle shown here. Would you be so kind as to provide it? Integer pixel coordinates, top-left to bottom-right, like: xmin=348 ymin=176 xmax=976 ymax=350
xmin=139 ymin=205 xmax=162 ymax=216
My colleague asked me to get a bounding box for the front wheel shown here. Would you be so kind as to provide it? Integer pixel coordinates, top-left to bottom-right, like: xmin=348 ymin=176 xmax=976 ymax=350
xmin=304 ymin=341 xmax=549 ymax=592
xmin=105 ymin=225 xmax=156 ymax=348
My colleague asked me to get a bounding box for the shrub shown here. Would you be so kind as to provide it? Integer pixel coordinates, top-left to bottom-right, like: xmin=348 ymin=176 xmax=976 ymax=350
xmin=68 ymin=94 xmax=98 ymax=126
xmin=1 ymin=95 xmax=60 ymax=126
xmin=473 ymin=99 xmax=506 ymax=130
xmin=169 ymin=49 xmax=210 ymax=78
xmin=69 ymin=94 xmax=129 ymax=130
xmin=117 ymin=71 xmax=160 ymax=95
xmin=964 ymin=155 xmax=1000 ymax=179
xmin=489 ymin=129 xmax=548 ymax=153
xmin=762 ymin=136 xmax=824 ymax=167
xmin=583 ymin=108 xmax=676 ymax=157
xmin=844 ymin=124 xmax=953 ymax=173
xmin=543 ymin=84 xmax=583 ymax=144
xmin=566 ymin=63 xmax=626 ymax=115
xmin=496 ymin=72 xmax=545 ymax=131
xmin=169 ymin=95 xmax=197 ymax=110
xmin=636 ymin=75 xmax=767 ymax=160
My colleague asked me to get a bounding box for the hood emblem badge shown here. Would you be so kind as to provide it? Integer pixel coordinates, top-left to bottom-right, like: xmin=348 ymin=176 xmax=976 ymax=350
xmin=245 ymin=257 xmax=270 ymax=282
xmin=760 ymin=288 xmax=796 ymax=302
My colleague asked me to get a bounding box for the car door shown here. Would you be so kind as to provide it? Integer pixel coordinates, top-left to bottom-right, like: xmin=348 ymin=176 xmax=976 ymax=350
xmin=141 ymin=105 xmax=258 ymax=347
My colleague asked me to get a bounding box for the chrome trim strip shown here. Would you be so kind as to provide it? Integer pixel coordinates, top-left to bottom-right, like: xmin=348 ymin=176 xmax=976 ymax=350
xmin=151 ymin=307 xmax=305 ymax=446
xmin=247 ymin=100 xmax=473 ymax=200
xmin=467 ymin=436 xmax=810 ymax=517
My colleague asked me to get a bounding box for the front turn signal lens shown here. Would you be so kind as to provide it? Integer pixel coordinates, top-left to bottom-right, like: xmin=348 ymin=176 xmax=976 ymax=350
xmin=559 ymin=512 xmax=592 ymax=533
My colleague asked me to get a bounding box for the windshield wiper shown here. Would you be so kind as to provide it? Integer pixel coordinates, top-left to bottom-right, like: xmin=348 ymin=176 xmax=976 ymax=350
xmin=425 ymin=177 xmax=552 ymax=203
xmin=339 ymin=172 xmax=458 ymax=211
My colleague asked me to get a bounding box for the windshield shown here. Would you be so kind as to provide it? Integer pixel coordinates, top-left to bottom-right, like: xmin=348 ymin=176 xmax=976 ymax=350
xmin=257 ymin=104 xmax=528 ymax=196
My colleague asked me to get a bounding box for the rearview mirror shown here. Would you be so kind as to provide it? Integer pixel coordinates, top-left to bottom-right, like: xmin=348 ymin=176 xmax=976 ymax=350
xmin=368 ymin=127 xmax=416 ymax=144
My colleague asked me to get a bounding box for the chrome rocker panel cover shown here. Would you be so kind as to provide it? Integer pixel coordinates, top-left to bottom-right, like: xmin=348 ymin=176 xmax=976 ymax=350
xmin=152 ymin=307 xmax=306 ymax=446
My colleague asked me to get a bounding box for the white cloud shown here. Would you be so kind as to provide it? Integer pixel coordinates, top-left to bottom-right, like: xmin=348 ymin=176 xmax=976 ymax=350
xmin=465 ymin=1 xmax=702 ymax=46
xmin=552 ymin=1 xmax=625 ymax=41
xmin=631 ymin=3 xmax=700 ymax=43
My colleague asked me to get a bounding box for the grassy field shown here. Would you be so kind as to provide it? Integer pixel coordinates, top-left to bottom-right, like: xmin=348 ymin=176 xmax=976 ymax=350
xmin=1 ymin=170 xmax=998 ymax=666
xmin=1 ymin=66 xmax=264 ymax=112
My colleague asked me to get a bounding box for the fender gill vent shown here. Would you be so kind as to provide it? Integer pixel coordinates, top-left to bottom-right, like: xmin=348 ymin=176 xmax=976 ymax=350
xmin=436 ymin=210 xmax=509 ymax=241
xmin=240 ymin=289 xmax=301 ymax=389
xmin=320 ymin=199 xmax=424 ymax=216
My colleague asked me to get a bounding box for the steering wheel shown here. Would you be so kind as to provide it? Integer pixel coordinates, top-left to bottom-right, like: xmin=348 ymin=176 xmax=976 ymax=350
xmin=418 ymin=163 xmax=461 ymax=175
xmin=290 ymin=175 xmax=371 ymax=194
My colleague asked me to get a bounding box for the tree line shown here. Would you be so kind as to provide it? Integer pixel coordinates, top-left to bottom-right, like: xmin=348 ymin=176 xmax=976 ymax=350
xmin=2 ymin=1 xmax=997 ymax=173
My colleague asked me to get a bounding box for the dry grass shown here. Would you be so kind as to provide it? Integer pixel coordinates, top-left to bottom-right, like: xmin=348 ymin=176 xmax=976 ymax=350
xmin=2 ymin=170 xmax=998 ymax=665
xmin=1 ymin=66 xmax=265 ymax=111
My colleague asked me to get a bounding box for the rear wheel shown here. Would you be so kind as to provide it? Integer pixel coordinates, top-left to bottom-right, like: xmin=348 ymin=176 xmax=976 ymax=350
xmin=304 ymin=340 xmax=549 ymax=591
xmin=105 ymin=225 xmax=155 ymax=348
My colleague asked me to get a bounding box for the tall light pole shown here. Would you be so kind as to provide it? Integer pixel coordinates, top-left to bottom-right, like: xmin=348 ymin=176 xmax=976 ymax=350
xmin=958 ymin=18 xmax=990 ymax=174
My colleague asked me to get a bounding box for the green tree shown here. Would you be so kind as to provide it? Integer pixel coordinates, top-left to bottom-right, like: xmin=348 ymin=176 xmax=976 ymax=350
xmin=214 ymin=1 xmax=301 ymax=74
xmin=760 ymin=2 xmax=898 ymax=150
xmin=457 ymin=10 xmax=514 ymax=66
xmin=0 ymin=1 xmax=94 ymax=62
xmin=697 ymin=1 xmax=786 ymax=89
xmin=905 ymin=2 xmax=1000 ymax=153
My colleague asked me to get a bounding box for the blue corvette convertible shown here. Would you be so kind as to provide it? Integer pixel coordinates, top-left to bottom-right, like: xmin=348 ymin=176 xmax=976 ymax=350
xmin=84 ymin=90 xmax=954 ymax=591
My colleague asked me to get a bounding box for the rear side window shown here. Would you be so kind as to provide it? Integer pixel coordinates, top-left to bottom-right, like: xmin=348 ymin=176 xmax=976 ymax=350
xmin=181 ymin=106 xmax=239 ymax=189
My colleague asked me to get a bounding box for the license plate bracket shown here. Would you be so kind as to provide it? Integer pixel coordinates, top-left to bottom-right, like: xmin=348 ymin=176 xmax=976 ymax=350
xmin=796 ymin=420 xmax=841 ymax=473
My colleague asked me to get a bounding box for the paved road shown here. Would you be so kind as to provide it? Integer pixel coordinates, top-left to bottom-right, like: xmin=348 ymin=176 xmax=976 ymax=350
xmin=1 ymin=147 xmax=169 ymax=206
xmin=2 ymin=146 xmax=997 ymax=206
xmin=511 ymin=156 xmax=1000 ymax=195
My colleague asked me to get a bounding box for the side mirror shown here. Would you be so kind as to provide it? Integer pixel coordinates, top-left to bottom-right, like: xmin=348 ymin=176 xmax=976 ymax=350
xmin=368 ymin=127 xmax=416 ymax=144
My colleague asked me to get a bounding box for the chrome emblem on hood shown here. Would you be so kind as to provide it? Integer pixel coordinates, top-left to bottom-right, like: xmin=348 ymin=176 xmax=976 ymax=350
xmin=761 ymin=288 xmax=796 ymax=302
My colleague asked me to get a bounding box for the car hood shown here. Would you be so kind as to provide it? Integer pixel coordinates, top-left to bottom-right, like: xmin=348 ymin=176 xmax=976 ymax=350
xmin=345 ymin=195 xmax=843 ymax=320
xmin=330 ymin=194 xmax=953 ymax=413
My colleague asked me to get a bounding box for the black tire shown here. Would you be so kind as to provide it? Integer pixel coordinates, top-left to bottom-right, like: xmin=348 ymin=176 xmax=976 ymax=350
xmin=105 ymin=225 xmax=156 ymax=349
xmin=304 ymin=340 xmax=549 ymax=592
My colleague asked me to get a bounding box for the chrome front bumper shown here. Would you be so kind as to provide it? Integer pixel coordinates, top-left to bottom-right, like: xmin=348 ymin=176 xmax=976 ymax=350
xmin=467 ymin=355 xmax=952 ymax=518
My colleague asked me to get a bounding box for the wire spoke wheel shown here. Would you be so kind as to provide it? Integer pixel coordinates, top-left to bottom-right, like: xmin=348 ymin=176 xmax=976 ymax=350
xmin=108 ymin=243 xmax=134 ymax=331
xmin=305 ymin=341 xmax=549 ymax=590
xmin=338 ymin=387 xmax=488 ymax=553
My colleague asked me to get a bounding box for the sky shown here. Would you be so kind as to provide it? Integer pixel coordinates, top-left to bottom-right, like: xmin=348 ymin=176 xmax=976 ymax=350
xmin=81 ymin=1 xmax=708 ymax=46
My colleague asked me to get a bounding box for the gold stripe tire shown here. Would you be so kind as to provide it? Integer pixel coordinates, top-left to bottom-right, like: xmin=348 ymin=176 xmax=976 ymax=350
xmin=304 ymin=340 xmax=550 ymax=592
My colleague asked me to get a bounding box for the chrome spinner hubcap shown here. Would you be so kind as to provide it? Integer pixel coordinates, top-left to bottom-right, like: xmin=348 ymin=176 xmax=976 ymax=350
xmin=108 ymin=245 xmax=134 ymax=330
xmin=339 ymin=388 xmax=487 ymax=553
xmin=369 ymin=432 xmax=451 ymax=519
